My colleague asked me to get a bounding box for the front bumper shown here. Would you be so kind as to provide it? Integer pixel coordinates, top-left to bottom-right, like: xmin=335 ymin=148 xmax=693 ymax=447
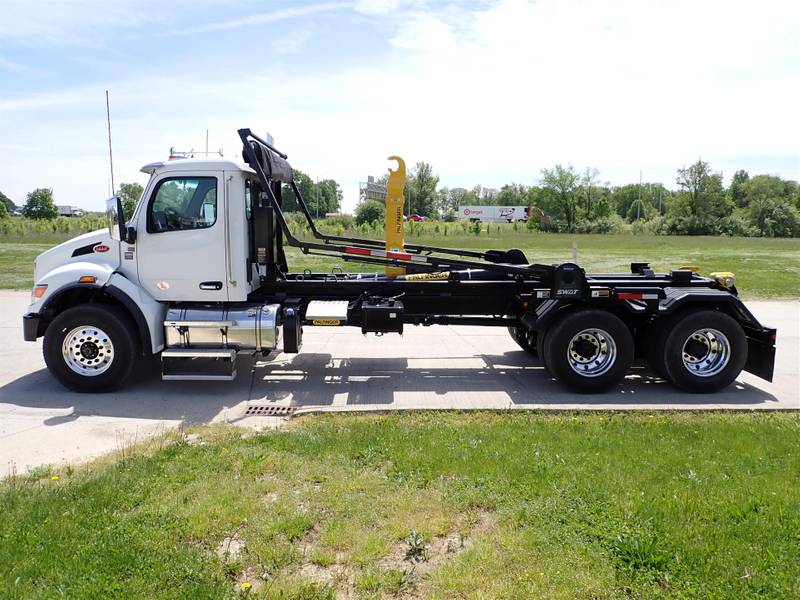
xmin=23 ymin=313 xmax=41 ymax=341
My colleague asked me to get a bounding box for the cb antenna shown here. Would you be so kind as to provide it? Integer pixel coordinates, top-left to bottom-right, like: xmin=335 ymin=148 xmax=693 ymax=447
xmin=105 ymin=90 xmax=115 ymax=195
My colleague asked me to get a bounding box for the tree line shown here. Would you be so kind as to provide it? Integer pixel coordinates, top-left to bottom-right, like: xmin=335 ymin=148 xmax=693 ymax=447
xmin=5 ymin=160 xmax=798 ymax=238
xmin=356 ymin=159 xmax=800 ymax=238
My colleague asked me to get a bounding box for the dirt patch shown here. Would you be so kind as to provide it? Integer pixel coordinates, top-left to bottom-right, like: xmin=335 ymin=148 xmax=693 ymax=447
xmin=380 ymin=508 xmax=495 ymax=577
xmin=293 ymin=509 xmax=496 ymax=598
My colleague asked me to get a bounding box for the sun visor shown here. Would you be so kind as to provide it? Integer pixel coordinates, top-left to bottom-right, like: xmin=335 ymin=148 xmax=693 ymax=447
xmin=245 ymin=141 xmax=293 ymax=183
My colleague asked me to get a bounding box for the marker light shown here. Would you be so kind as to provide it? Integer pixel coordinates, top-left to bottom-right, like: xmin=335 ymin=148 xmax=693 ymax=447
xmin=79 ymin=275 xmax=97 ymax=284
xmin=710 ymin=272 xmax=736 ymax=289
xmin=31 ymin=284 xmax=48 ymax=303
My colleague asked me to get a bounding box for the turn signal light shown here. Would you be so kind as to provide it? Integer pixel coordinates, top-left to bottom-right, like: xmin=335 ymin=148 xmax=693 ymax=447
xmin=31 ymin=284 xmax=48 ymax=303
xmin=78 ymin=275 xmax=97 ymax=284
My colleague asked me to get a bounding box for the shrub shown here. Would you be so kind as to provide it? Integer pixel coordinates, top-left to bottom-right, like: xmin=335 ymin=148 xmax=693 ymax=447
xmin=574 ymin=215 xmax=625 ymax=234
xmin=355 ymin=200 xmax=385 ymax=225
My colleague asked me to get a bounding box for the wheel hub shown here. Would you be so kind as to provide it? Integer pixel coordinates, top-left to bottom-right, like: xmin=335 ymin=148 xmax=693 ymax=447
xmin=62 ymin=326 xmax=115 ymax=376
xmin=681 ymin=328 xmax=730 ymax=377
xmin=567 ymin=329 xmax=616 ymax=377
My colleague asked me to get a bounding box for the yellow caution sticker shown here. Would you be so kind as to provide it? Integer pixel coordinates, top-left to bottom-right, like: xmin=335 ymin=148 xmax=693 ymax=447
xmin=312 ymin=319 xmax=342 ymax=326
xmin=403 ymin=271 xmax=450 ymax=281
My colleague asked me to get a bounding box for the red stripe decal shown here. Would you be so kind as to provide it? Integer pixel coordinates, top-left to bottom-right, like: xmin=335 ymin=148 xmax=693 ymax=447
xmin=386 ymin=251 xmax=411 ymax=261
xmin=344 ymin=246 xmax=371 ymax=256
xmin=618 ymin=292 xmax=643 ymax=300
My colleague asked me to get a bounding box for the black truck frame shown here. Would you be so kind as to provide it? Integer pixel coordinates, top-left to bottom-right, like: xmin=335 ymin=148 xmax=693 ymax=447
xmin=237 ymin=128 xmax=776 ymax=393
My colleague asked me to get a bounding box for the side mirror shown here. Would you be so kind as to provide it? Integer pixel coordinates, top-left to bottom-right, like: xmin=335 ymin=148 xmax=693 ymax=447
xmin=105 ymin=196 xmax=126 ymax=242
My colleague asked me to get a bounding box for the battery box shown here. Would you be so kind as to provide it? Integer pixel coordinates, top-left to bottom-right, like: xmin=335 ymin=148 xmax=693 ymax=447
xmin=361 ymin=298 xmax=404 ymax=334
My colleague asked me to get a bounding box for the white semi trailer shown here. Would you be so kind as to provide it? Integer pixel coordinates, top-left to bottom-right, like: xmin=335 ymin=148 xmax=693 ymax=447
xmin=458 ymin=205 xmax=529 ymax=223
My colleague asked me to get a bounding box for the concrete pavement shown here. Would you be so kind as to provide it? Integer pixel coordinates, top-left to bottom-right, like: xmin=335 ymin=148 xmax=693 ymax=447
xmin=1 ymin=290 xmax=797 ymax=474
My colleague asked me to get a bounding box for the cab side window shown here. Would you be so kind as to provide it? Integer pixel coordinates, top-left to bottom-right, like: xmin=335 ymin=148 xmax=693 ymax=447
xmin=147 ymin=177 xmax=217 ymax=233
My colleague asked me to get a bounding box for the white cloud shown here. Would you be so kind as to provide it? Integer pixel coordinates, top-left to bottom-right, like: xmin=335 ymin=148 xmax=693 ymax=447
xmin=354 ymin=0 xmax=403 ymax=15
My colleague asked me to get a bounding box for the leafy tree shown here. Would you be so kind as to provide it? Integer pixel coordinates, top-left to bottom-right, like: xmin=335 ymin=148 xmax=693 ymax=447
xmin=579 ymin=167 xmax=602 ymax=217
xmin=117 ymin=182 xmax=144 ymax=219
xmin=729 ymin=169 xmax=749 ymax=207
xmin=281 ymin=170 xmax=315 ymax=213
xmin=0 ymin=190 xmax=15 ymax=213
xmin=741 ymin=175 xmax=793 ymax=207
xmin=23 ymin=188 xmax=58 ymax=220
xmin=674 ymin=160 xmax=730 ymax=218
xmin=281 ymin=170 xmax=341 ymax=216
xmin=748 ymin=197 xmax=800 ymax=237
xmin=0 ymin=199 xmax=7 ymax=219
xmin=354 ymin=199 xmax=385 ymax=225
xmin=496 ymin=183 xmax=529 ymax=206
xmin=408 ymin=162 xmax=439 ymax=217
xmin=315 ymin=179 xmax=342 ymax=214
xmin=540 ymin=164 xmax=580 ymax=231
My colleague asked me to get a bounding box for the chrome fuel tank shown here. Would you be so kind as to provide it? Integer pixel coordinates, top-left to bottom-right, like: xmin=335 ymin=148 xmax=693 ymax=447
xmin=165 ymin=304 xmax=280 ymax=350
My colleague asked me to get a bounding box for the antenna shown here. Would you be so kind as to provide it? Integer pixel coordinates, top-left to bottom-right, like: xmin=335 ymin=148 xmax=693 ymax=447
xmin=105 ymin=90 xmax=115 ymax=195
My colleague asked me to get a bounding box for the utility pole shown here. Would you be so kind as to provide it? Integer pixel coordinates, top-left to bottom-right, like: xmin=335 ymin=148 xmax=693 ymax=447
xmin=316 ymin=177 xmax=319 ymax=219
xmin=205 ymin=129 xmax=209 ymax=155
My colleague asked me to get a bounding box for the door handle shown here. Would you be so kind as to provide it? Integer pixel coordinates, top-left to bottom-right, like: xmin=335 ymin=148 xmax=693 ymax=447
xmin=199 ymin=281 xmax=223 ymax=291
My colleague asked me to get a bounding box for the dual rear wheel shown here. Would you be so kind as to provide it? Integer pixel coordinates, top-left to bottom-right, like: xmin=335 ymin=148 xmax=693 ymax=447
xmin=513 ymin=309 xmax=746 ymax=393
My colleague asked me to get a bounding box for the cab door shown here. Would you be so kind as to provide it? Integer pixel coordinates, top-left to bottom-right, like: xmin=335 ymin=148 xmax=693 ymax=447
xmin=135 ymin=172 xmax=229 ymax=301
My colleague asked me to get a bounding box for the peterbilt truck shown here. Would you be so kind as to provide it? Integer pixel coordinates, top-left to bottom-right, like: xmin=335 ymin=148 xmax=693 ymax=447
xmin=22 ymin=128 xmax=776 ymax=394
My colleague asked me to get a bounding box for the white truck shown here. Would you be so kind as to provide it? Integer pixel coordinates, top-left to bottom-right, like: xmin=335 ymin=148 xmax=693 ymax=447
xmin=458 ymin=205 xmax=529 ymax=223
xmin=22 ymin=128 xmax=776 ymax=394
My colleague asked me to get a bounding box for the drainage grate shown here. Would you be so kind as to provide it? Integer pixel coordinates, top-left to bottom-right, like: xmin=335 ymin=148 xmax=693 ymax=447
xmin=244 ymin=405 xmax=296 ymax=417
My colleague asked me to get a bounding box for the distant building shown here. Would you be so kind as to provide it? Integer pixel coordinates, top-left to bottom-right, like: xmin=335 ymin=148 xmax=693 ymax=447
xmin=358 ymin=176 xmax=386 ymax=204
xmin=57 ymin=205 xmax=85 ymax=217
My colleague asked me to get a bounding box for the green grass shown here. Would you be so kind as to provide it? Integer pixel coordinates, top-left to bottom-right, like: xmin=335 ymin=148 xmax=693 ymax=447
xmin=2 ymin=413 xmax=798 ymax=599
xmin=4 ymin=231 xmax=799 ymax=297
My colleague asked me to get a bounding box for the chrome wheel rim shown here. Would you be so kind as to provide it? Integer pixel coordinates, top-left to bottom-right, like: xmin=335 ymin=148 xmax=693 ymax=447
xmin=566 ymin=328 xmax=616 ymax=377
xmin=681 ymin=328 xmax=730 ymax=377
xmin=62 ymin=325 xmax=114 ymax=376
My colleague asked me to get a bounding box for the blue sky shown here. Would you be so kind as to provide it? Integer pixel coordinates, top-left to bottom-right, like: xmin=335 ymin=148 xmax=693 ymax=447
xmin=1 ymin=0 xmax=798 ymax=211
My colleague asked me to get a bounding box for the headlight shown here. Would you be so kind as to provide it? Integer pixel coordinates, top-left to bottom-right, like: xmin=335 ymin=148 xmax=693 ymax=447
xmin=31 ymin=284 xmax=48 ymax=303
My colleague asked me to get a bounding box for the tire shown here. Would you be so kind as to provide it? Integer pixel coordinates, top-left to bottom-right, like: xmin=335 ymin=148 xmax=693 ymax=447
xmin=43 ymin=304 xmax=139 ymax=393
xmin=659 ymin=310 xmax=746 ymax=393
xmin=507 ymin=326 xmax=537 ymax=357
xmin=543 ymin=310 xmax=634 ymax=393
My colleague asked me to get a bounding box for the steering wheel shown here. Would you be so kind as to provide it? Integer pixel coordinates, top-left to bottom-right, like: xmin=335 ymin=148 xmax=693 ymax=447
xmin=162 ymin=207 xmax=181 ymax=231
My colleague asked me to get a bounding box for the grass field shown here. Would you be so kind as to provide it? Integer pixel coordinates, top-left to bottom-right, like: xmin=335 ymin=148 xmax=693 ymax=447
xmin=3 ymin=231 xmax=799 ymax=297
xmin=1 ymin=413 xmax=798 ymax=599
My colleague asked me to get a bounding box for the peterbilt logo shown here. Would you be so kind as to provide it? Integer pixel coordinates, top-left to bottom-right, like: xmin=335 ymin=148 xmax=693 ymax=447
xmin=94 ymin=244 xmax=110 ymax=253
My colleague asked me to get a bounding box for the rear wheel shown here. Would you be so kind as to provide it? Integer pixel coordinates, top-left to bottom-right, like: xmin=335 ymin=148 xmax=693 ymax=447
xmin=43 ymin=304 xmax=139 ymax=393
xmin=507 ymin=326 xmax=537 ymax=356
xmin=543 ymin=310 xmax=634 ymax=393
xmin=660 ymin=310 xmax=746 ymax=393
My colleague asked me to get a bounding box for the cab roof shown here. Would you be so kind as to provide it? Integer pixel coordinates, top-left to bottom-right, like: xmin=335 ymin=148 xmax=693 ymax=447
xmin=140 ymin=157 xmax=254 ymax=175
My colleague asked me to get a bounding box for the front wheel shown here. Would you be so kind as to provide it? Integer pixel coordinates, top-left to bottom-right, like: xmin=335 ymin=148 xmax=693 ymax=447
xmin=543 ymin=310 xmax=634 ymax=393
xmin=43 ymin=304 xmax=139 ymax=393
xmin=660 ymin=311 xmax=746 ymax=393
